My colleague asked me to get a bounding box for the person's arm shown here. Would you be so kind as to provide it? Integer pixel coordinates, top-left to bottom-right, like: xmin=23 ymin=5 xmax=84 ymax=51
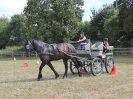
xmin=77 ymin=36 xmax=86 ymax=42
xmin=103 ymin=42 xmax=109 ymax=49
xmin=106 ymin=42 xmax=109 ymax=49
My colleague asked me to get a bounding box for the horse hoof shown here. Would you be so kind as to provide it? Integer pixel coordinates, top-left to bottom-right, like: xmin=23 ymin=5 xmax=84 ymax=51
xmin=62 ymin=76 xmax=67 ymax=79
xmin=37 ymin=77 xmax=43 ymax=81
xmin=37 ymin=78 xmax=41 ymax=81
xmin=55 ymin=74 xmax=59 ymax=79
xmin=37 ymin=77 xmax=42 ymax=81
xmin=79 ymin=74 xmax=82 ymax=77
xmin=37 ymin=74 xmax=42 ymax=80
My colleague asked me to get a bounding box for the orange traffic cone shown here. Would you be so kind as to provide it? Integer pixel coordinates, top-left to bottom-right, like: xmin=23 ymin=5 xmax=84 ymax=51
xmin=80 ymin=67 xmax=87 ymax=74
xmin=23 ymin=63 xmax=29 ymax=68
xmin=23 ymin=56 xmax=29 ymax=68
xmin=110 ymin=64 xmax=116 ymax=76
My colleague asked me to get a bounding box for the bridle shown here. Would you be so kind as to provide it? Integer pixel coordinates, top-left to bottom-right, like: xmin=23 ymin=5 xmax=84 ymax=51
xmin=25 ymin=40 xmax=33 ymax=57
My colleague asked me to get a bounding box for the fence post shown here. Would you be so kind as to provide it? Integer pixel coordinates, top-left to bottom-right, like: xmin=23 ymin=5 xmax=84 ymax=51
xmin=12 ymin=52 xmax=14 ymax=59
xmin=0 ymin=52 xmax=2 ymax=57
xmin=131 ymin=48 xmax=133 ymax=56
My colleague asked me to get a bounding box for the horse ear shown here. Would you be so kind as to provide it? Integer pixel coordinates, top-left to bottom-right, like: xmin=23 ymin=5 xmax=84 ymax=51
xmin=26 ymin=39 xmax=29 ymax=42
xmin=23 ymin=39 xmax=29 ymax=46
xmin=23 ymin=39 xmax=28 ymax=42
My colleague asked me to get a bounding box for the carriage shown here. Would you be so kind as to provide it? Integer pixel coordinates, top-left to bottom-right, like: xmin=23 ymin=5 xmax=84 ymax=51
xmin=68 ymin=41 xmax=114 ymax=76
xmin=25 ymin=40 xmax=114 ymax=80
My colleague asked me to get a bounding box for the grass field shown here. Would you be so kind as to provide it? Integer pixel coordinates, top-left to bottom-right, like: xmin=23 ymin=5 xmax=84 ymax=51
xmin=0 ymin=56 xmax=133 ymax=99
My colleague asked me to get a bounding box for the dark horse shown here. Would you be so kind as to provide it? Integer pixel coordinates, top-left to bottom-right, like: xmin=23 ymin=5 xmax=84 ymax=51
xmin=25 ymin=40 xmax=82 ymax=80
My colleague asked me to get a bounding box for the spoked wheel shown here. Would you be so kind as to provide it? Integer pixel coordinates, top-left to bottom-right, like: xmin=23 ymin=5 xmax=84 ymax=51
xmin=80 ymin=61 xmax=89 ymax=74
xmin=69 ymin=60 xmax=88 ymax=74
xmin=69 ymin=60 xmax=78 ymax=74
xmin=91 ymin=57 xmax=103 ymax=76
xmin=105 ymin=56 xmax=114 ymax=73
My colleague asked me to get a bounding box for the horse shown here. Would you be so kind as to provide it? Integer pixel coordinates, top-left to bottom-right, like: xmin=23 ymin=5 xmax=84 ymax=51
xmin=24 ymin=40 xmax=82 ymax=80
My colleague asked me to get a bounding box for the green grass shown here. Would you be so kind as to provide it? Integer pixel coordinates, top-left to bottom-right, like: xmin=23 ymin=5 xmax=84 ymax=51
xmin=0 ymin=56 xmax=133 ymax=99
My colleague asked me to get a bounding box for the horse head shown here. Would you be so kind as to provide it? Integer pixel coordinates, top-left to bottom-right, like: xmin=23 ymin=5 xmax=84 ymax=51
xmin=24 ymin=40 xmax=34 ymax=57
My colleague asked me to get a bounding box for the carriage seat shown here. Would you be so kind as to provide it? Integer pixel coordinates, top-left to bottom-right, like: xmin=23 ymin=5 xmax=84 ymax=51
xmin=79 ymin=39 xmax=91 ymax=51
xmin=91 ymin=41 xmax=103 ymax=51
xmin=91 ymin=41 xmax=103 ymax=57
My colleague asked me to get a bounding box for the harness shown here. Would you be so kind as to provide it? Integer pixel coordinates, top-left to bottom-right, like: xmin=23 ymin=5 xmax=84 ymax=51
xmin=48 ymin=44 xmax=59 ymax=55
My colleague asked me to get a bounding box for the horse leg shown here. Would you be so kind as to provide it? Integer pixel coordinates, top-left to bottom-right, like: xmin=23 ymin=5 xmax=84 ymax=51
xmin=75 ymin=60 xmax=82 ymax=77
xmin=47 ymin=62 xmax=59 ymax=79
xmin=63 ymin=59 xmax=68 ymax=78
xmin=72 ymin=58 xmax=82 ymax=77
xmin=76 ymin=60 xmax=84 ymax=76
xmin=37 ymin=62 xmax=45 ymax=81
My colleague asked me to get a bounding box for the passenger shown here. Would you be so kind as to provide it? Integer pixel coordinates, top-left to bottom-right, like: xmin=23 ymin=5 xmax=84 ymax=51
xmin=103 ymin=38 xmax=109 ymax=53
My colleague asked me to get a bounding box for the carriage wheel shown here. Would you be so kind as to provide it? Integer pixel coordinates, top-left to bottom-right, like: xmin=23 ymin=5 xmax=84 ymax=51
xmin=105 ymin=56 xmax=114 ymax=73
xmin=80 ymin=61 xmax=89 ymax=73
xmin=82 ymin=66 xmax=89 ymax=73
xmin=90 ymin=57 xmax=103 ymax=76
xmin=69 ymin=60 xmax=78 ymax=74
xmin=69 ymin=60 xmax=88 ymax=74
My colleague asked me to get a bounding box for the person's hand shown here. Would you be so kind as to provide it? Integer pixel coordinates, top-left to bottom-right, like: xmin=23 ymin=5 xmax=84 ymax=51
xmin=77 ymin=40 xmax=80 ymax=43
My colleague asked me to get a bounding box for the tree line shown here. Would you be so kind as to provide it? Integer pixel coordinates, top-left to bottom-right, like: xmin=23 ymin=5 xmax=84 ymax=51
xmin=0 ymin=0 xmax=133 ymax=49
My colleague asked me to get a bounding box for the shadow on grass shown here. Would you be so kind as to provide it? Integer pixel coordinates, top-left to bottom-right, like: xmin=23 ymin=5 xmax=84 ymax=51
xmin=0 ymin=72 xmax=94 ymax=84
xmin=0 ymin=78 xmax=57 ymax=84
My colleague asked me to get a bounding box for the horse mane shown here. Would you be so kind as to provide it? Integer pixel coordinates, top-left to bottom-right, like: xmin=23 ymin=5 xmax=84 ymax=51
xmin=32 ymin=40 xmax=48 ymax=46
xmin=30 ymin=40 xmax=48 ymax=51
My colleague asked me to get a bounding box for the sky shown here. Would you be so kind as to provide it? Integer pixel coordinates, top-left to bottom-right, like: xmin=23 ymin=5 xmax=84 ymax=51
xmin=83 ymin=0 xmax=115 ymax=21
xmin=0 ymin=0 xmax=115 ymax=21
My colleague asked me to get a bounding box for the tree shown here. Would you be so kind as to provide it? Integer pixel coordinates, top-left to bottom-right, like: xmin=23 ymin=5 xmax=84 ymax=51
xmin=8 ymin=14 xmax=28 ymax=45
xmin=104 ymin=15 xmax=119 ymax=46
xmin=115 ymin=0 xmax=133 ymax=47
xmin=0 ymin=17 xmax=9 ymax=49
xmin=24 ymin=0 xmax=84 ymax=43
xmin=82 ymin=21 xmax=94 ymax=39
xmin=87 ymin=4 xmax=121 ymax=46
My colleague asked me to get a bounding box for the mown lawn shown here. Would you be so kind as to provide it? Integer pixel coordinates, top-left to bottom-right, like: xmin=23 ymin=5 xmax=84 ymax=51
xmin=0 ymin=56 xmax=133 ymax=99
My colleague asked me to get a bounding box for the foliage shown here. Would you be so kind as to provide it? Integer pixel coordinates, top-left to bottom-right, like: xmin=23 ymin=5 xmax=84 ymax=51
xmin=0 ymin=0 xmax=133 ymax=48
xmin=115 ymin=0 xmax=133 ymax=47
xmin=84 ymin=1 xmax=133 ymax=47
xmin=7 ymin=14 xmax=28 ymax=45
xmin=103 ymin=7 xmax=119 ymax=46
xmin=84 ymin=5 xmax=118 ymax=42
xmin=82 ymin=21 xmax=91 ymax=37
xmin=0 ymin=46 xmax=23 ymax=54
xmin=0 ymin=17 xmax=9 ymax=49
xmin=24 ymin=0 xmax=84 ymax=43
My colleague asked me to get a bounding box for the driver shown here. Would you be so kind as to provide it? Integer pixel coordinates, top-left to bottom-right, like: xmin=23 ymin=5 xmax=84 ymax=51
xmin=77 ymin=31 xmax=90 ymax=50
xmin=77 ymin=31 xmax=87 ymax=43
